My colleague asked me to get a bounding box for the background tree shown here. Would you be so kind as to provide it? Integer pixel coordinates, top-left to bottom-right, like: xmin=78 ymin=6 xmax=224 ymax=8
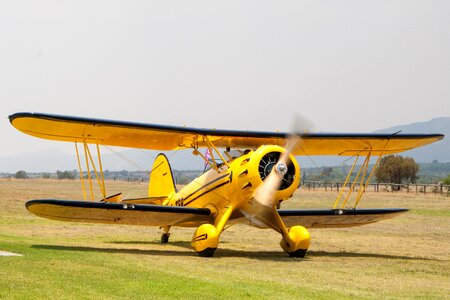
xmin=375 ymin=155 xmax=419 ymax=187
xmin=41 ymin=173 xmax=51 ymax=179
xmin=14 ymin=170 xmax=28 ymax=179
xmin=443 ymin=174 xmax=450 ymax=185
xmin=56 ymin=170 xmax=76 ymax=180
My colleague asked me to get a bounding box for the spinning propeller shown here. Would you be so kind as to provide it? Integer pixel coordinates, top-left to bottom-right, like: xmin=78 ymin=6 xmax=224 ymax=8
xmin=250 ymin=114 xmax=315 ymax=232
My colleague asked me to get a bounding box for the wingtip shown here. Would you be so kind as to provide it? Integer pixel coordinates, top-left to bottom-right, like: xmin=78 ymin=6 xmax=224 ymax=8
xmin=8 ymin=112 xmax=34 ymax=124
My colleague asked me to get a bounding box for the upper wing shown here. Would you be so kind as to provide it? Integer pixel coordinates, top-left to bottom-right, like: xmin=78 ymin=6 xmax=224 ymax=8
xmin=10 ymin=112 xmax=444 ymax=155
xmin=26 ymin=199 xmax=213 ymax=227
xmin=278 ymin=208 xmax=408 ymax=228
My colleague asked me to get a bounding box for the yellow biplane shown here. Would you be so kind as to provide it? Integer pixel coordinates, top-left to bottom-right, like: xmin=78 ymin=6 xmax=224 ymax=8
xmin=9 ymin=113 xmax=443 ymax=257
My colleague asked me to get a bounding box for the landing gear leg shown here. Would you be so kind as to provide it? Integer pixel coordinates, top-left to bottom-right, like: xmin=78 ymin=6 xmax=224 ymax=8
xmin=160 ymin=226 xmax=171 ymax=244
xmin=191 ymin=206 xmax=233 ymax=257
xmin=161 ymin=233 xmax=170 ymax=243
xmin=261 ymin=209 xmax=310 ymax=258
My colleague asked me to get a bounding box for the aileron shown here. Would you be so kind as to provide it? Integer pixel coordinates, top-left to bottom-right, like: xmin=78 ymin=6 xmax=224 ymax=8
xmin=279 ymin=208 xmax=408 ymax=228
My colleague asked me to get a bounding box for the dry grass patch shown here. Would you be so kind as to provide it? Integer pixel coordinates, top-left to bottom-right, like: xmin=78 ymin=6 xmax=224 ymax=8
xmin=0 ymin=179 xmax=449 ymax=299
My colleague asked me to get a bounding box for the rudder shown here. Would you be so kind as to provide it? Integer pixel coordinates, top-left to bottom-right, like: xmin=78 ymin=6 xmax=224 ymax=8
xmin=148 ymin=154 xmax=177 ymax=198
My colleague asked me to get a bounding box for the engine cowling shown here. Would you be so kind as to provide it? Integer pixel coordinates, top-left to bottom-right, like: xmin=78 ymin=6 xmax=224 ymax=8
xmin=233 ymin=145 xmax=301 ymax=203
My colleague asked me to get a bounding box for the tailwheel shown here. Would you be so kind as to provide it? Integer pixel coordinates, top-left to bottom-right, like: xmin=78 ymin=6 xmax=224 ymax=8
xmin=161 ymin=233 xmax=170 ymax=244
xmin=280 ymin=225 xmax=310 ymax=258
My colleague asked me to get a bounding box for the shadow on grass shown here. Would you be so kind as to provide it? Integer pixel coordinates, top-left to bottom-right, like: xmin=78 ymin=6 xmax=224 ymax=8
xmin=307 ymin=250 xmax=437 ymax=261
xmin=109 ymin=240 xmax=229 ymax=245
xmin=109 ymin=241 xmax=166 ymax=245
xmin=32 ymin=244 xmax=197 ymax=257
xmin=31 ymin=244 xmax=438 ymax=261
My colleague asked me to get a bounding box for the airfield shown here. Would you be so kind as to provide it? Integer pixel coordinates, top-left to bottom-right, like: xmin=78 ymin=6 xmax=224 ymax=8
xmin=0 ymin=178 xmax=449 ymax=299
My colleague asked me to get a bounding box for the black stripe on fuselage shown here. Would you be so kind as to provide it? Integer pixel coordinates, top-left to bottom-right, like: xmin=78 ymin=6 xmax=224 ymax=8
xmin=182 ymin=180 xmax=231 ymax=206
xmin=181 ymin=173 xmax=229 ymax=203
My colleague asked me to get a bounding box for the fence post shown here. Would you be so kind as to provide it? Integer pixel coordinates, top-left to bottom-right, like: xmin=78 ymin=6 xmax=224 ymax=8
xmin=298 ymin=181 xmax=450 ymax=195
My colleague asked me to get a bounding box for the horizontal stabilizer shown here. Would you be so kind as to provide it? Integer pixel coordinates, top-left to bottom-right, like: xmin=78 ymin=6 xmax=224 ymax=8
xmin=278 ymin=208 xmax=408 ymax=228
xmin=26 ymin=199 xmax=213 ymax=227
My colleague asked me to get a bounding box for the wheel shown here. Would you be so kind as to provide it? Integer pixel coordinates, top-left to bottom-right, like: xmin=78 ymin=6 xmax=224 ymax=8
xmin=197 ymin=247 xmax=216 ymax=257
xmin=288 ymin=249 xmax=307 ymax=258
xmin=161 ymin=233 xmax=170 ymax=244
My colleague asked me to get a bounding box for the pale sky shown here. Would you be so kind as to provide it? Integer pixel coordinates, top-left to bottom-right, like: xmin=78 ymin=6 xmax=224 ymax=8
xmin=1 ymin=0 xmax=449 ymax=157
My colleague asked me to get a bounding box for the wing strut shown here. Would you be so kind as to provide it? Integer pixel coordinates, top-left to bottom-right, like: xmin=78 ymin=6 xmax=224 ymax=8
xmin=75 ymin=142 xmax=87 ymax=201
xmin=332 ymin=155 xmax=359 ymax=208
xmin=332 ymin=140 xmax=389 ymax=209
xmin=203 ymin=136 xmax=230 ymax=168
xmin=83 ymin=141 xmax=95 ymax=200
xmin=354 ymin=147 xmax=386 ymax=207
xmin=96 ymin=143 xmax=106 ymax=199
xmin=74 ymin=140 xmax=107 ymax=201
xmin=192 ymin=136 xmax=230 ymax=172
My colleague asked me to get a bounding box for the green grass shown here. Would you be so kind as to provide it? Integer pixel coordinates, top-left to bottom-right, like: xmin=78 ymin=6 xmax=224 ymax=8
xmin=0 ymin=235 xmax=350 ymax=300
xmin=1 ymin=179 xmax=449 ymax=299
xmin=412 ymin=209 xmax=450 ymax=217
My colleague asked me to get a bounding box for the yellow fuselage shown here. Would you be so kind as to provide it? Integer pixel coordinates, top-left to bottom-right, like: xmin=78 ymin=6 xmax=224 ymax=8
xmin=166 ymin=145 xmax=300 ymax=225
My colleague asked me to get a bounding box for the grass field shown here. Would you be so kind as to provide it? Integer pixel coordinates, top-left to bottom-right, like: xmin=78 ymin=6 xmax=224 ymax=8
xmin=1 ymin=179 xmax=449 ymax=299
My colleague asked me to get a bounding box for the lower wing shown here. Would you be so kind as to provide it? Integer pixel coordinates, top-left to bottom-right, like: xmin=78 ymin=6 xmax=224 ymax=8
xmin=26 ymin=200 xmax=407 ymax=229
xmin=26 ymin=199 xmax=213 ymax=227
xmin=278 ymin=208 xmax=408 ymax=228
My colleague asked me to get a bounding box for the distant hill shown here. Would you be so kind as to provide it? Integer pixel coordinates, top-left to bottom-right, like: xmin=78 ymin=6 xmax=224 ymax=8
xmin=0 ymin=148 xmax=77 ymax=173
xmin=295 ymin=117 xmax=449 ymax=168
xmin=375 ymin=117 xmax=449 ymax=163
xmin=1 ymin=117 xmax=448 ymax=172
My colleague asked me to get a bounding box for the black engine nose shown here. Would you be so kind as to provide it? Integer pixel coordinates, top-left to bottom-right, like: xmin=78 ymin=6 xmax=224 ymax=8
xmin=258 ymin=152 xmax=296 ymax=190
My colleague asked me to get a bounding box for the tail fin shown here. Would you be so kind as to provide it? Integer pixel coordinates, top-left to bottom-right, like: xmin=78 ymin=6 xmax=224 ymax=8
xmin=148 ymin=154 xmax=177 ymax=198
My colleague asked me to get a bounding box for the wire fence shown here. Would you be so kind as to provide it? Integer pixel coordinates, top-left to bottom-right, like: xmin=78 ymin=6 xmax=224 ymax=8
xmin=301 ymin=181 xmax=450 ymax=196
